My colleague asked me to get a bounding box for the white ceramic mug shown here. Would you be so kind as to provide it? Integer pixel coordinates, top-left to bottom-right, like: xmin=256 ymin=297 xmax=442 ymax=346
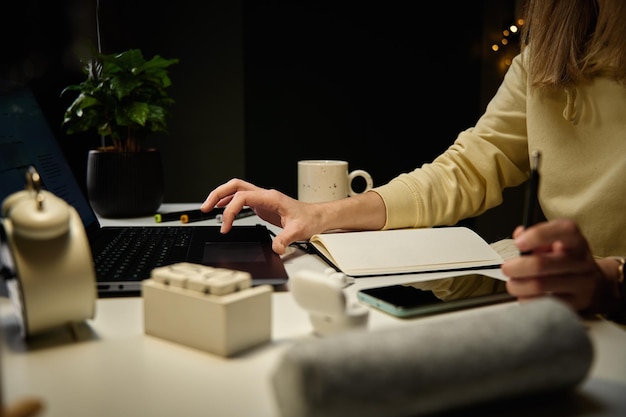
xmin=298 ymin=160 xmax=373 ymax=203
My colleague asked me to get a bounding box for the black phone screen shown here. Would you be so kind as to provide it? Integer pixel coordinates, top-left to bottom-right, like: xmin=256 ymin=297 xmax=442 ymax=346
xmin=357 ymin=273 xmax=515 ymax=318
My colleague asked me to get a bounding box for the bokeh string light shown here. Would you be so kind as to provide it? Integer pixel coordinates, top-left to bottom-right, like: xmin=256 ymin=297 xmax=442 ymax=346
xmin=491 ymin=18 xmax=524 ymax=75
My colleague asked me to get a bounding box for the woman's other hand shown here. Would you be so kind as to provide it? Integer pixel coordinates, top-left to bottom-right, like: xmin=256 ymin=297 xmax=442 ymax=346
xmin=501 ymin=218 xmax=621 ymax=313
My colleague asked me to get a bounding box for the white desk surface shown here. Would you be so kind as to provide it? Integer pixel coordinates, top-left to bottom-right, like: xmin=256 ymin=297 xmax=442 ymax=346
xmin=2 ymin=204 xmax=626 ymax=417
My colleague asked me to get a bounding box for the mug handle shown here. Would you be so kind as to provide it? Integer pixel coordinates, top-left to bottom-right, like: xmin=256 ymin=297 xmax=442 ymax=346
xmin=347 ymin=170 xmax=373 ymax=196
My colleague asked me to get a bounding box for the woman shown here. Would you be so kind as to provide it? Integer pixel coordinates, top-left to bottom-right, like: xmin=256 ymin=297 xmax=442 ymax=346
xmin=201 ymin=0 xmax=626 ymax=320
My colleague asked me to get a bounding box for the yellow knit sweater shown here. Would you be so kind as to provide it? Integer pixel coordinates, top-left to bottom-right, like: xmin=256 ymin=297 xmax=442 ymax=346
xmin=374 ymin=50 xmax=626 ymax=258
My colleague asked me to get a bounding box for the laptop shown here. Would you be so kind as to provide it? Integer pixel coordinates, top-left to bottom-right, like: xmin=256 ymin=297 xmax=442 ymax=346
xmin=0 ymin=81 xmax=289 ymax=296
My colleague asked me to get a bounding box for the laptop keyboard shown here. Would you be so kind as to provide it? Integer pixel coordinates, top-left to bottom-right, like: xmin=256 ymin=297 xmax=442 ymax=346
xmin=94 ymin=227 xmax=193 ymax=282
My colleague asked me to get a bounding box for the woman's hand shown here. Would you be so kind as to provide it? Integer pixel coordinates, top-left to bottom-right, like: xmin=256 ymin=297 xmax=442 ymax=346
xmin=501 ymin=218 xmax=618 ymax=313
xmin=202 ymin=178 xmax=386 ymax=255
xmin=201 ymin=178 xmax=326 ymax=255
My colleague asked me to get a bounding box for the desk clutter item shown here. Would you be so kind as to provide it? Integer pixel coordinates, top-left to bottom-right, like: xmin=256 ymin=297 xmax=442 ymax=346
xmin=271 ymin=297 xmax=593 ymax=417
xmin=0 ymin=166 xmax=96 ymax=337
xmin=142 ymin=262 xmax=273 ymax=357
xmin=289 ymin=269 xmax=368 ymax=337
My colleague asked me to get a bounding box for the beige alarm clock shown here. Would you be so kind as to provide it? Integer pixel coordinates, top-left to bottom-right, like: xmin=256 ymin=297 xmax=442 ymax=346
xmin=0 ymin=166 xmax=96 ymax=337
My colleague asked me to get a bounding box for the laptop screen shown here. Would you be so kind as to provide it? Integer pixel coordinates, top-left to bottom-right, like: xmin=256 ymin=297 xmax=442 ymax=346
xmin=0 ymin=80 xmax=100 ymax=233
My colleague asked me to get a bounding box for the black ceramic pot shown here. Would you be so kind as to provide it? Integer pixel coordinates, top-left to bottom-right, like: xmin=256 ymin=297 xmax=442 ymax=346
xmin=86 ymin=148 xmax=164 ymax=218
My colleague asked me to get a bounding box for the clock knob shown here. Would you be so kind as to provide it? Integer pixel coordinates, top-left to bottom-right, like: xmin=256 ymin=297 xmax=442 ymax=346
xmin=2 ymin=166 xmax=70 ymax=240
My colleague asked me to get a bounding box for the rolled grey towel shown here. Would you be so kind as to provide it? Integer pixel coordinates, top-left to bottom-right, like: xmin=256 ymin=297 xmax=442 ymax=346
xmin=271 ymin=297 xmax=593 ymax=417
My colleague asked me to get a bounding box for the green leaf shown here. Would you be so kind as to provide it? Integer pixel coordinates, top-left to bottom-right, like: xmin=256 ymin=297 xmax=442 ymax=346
xmin=61 ymin=48 xmax=178 ymax=151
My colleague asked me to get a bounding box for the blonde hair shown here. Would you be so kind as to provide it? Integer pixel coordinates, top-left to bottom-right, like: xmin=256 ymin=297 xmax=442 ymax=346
xmin=521 ymin=0 xmax=626 ymax=89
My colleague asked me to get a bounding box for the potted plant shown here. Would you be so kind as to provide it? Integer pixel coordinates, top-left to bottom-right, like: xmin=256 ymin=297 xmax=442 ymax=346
xmin=61 ymin=48 xmax=179 ymax=218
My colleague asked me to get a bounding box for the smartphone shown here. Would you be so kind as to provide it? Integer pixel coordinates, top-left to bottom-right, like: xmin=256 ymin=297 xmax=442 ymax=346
xmin=356 ymin=273 xmax=516 ymax=319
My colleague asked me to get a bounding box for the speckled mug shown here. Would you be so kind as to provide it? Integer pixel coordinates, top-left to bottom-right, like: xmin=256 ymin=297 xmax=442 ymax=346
xmin=297 ymin=160 xmax=373 ymax=203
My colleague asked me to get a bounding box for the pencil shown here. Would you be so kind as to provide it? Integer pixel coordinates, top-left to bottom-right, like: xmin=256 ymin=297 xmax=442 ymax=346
xmin=215 ymin=208 xmax=255 ymax=224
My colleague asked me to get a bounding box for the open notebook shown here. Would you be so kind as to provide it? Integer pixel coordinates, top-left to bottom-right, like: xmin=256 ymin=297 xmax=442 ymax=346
xmin=0 ymin=81 xmax=289 ymax=296
xmin=308 ymin=227 xmax=503 ymax=277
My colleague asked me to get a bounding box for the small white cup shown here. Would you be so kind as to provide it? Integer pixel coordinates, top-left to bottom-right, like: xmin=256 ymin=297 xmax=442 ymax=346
xmin=298 ymin=160 xmax=373 ymax=203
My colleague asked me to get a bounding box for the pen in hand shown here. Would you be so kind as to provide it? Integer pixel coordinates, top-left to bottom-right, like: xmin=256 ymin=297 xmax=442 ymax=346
xmin=521 ymin=149 xmax=541 ymax=255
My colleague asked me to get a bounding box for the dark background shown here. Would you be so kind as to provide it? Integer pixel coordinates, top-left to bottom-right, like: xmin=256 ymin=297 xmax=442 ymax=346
xmin=1 ymin=0 xmax=524 ymax=242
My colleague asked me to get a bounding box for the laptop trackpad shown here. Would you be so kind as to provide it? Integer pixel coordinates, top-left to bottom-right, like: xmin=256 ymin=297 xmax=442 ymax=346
xmin=193 ymin=225 xmax=289 ymax=286
xmin=203 ymin=242 xmax=266 ymax=263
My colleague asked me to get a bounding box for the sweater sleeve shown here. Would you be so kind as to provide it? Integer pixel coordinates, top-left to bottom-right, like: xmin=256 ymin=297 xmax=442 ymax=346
xmin=373 ymin=52 xmax=531 ymax=230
